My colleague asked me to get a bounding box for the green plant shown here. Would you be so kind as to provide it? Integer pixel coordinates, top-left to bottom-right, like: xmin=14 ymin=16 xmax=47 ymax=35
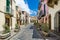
xmin=3 ymin=24 xmax=10 ymax=34
xmin=15 ymin=24 xmax=19 ymax=29
xmin=41 ymin=23 xmax=49 ymax=33
xmin=34 ymin=22 xmax=41 ymax=28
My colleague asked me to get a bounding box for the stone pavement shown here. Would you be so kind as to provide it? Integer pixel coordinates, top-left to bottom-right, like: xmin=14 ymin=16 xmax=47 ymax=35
xmin=9 ymin=24 xmax=47 ymax=40
xmin=6 ymin=25 xmax=26 ymax=40
xmin=4 ymin=29 xmax=17 ymax=40
xmin=2 ymin=23 xmax=59 ymax=40
xmin=0 ymin=25 xmax=26 ymax=40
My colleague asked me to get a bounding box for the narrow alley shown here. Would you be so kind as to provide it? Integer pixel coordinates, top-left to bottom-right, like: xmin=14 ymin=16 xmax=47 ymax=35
xmin=10 ymin=24 xmax=57 ymax=40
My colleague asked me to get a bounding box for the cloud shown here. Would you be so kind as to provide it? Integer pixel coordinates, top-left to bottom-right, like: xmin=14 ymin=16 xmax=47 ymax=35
xmin=15 ymin=0 xmax=31 ymax=14
xmin=15 ymin=0 xmax=37 ymax=15
xmin=30 ymin=10 xmax=37 ymax=15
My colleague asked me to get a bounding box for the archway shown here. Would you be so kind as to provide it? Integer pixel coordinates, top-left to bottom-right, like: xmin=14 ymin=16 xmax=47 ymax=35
xmin=54 ymin=11 xmax=60 ymax=32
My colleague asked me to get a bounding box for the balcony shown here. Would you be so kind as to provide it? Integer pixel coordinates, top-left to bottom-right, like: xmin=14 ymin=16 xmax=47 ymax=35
xmin=41 ymin=11 xmax=46 ymax=17
xmin=37 ymin=16 xmax=41 ymax=20
xmin=40 ymin=10 xmax=45 ymax=17
xmin=4 ymin=6 xmax=13 ymax=17
xmin=37 ymin=11 xmax=42 ymax=20
xmin=47 ymin=0 xmax=59 ymax=8
xmin=37 ymin=9 xmax=46 ymax=20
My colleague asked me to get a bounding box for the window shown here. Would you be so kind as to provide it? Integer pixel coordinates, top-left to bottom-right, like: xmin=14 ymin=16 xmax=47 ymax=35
xmin=48 ymin=0 xmax=52 ymax=4
xmin=22 ymin=11 xmax=24 ymax=14
xmin=44 ymin=4 xmax=46 ymax=15
xmin=16 ymin=6 xmax=18 ymax=11
xmin=6 ymin=0 xmax=10 ymax=12
xmin=47 ymin=0 xmax=54 ymax=7
xmin=40 ymin=10 xmax=42 ymax=16
xmin=54 ymin=0 xmax=58 ymax=5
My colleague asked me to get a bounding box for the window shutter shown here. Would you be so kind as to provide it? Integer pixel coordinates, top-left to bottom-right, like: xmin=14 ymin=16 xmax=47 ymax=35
xmin=6 ymin=0 xmax=10 ymax=12
xmin=44 ymin=4 xmax=46 ymax=15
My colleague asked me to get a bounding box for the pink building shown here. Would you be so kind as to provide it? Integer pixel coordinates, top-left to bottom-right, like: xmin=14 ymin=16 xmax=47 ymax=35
xmin=38 ymin=0 xmax=50 ymax=24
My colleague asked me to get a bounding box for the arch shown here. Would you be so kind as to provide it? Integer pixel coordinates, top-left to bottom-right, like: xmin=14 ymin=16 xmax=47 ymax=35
xmin=54 ymin=10 xmax=60 ymax=32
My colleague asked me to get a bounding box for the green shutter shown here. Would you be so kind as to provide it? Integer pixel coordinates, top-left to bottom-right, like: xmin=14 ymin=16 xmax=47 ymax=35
xmin=6 ymin=0 xmax=10 ymax=12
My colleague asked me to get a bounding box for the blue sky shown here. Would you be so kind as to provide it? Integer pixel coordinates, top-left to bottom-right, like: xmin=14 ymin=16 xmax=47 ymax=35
xmin=15 ymin=0 xmax=40 ymax=16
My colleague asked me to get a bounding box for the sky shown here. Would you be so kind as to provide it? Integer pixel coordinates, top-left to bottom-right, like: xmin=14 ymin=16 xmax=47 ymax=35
xmin=15 ymin=0 xmax=40 ymax=16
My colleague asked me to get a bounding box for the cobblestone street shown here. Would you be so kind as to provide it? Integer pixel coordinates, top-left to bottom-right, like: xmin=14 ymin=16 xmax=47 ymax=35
xmin=9 ymin=24 xmax=57 ymax=40
xmin=0 ymin=0 xmax=60 ymax=40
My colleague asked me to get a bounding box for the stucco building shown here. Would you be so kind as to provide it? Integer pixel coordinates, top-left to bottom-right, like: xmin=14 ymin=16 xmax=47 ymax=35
xmin=47 ymin=0 xmax=60 ymax=32
xmin=38 ymin=0 xmax=60 ymax=32
xmin=16 ymin=6 xmax=22 ymax=27
xmin=38 ymin=0 xmax=48 ymax=24
xmin=0 ymin=0 xmax=16 ymax=31
xmin=21 ymin=11 xmax=30 ymax=24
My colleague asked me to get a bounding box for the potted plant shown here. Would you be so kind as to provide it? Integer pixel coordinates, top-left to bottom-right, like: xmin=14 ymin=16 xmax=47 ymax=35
xmin=41 ymin=23 xmax=49 ymax=36
xmin=34 ymin=22 xmax=41 ymax=31
xmin=14 ymin=24 xmax=19 ymax=32
xmin=0 ymin=24 xmax=11 ymax=39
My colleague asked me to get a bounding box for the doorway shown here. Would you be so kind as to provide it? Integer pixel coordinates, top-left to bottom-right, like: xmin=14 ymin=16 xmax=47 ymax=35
xmin=5 ymin=14 xmax=11 ymax=27
xmin=49 ymin=15 xmax=51 ymax=30
xmin=58 ymin=12 xmax=60 ymax=32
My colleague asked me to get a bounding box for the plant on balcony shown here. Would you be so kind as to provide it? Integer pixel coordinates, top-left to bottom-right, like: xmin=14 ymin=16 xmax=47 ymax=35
xmin=41 ymin=23 xmax=49 ymax=36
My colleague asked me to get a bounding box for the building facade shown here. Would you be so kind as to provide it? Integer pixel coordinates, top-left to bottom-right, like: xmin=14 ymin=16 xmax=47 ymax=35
xmin=0 ymin=0 xmax=16 ymax=31
xmin=11 ymin=0 xmax=16 ymax=29
xmin=47 ymin=0 xmax=60 ymax=32
xmin=16 ymin=6 xmax=21 ymax=27
xmin=38 ymin=0 xmax=60 ymax=32
xmin=25 ymin=12 xmax=30 ymax=24
xmin=38 ymin=0 xmax=48 ymax=24
xmin=21 ymin=11 xmax=30 ymax=25
xmin=30 ymin=16 xmax=37 ymax=23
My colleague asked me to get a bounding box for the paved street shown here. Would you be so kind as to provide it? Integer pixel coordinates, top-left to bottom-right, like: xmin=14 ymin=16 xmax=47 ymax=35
xmin=10 ymin=24 xmax=43 ymax=40
xmin=10 ymin=24 xmax=58 ymax=40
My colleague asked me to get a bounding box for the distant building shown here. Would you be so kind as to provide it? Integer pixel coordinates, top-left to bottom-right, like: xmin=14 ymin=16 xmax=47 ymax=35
xmin=30 ymin=16 xmax=37 ymax=23
xmin=25 ymin=12 xmax=30 ymax=24
xmin=16 ymin=6 xmax=21 ymax=27
xmin=21 ymin=11 xmax=30 ymax=24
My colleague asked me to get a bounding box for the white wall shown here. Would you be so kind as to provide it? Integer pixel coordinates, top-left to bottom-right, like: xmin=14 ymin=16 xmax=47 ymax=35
xmin=12 ymin=0 xmax=16 ymax=29
xmin=0 ymin=0 xmax=6 ymax=31
xmin=0 ymin=12 xmax=5 ymax=31
xmin=48 ymin=0 xmax=60 ymax=30
xmin=0 ymin=0 xmax=6 ymax=12
xmin=12 ymin=17 xmax=16 ymax=29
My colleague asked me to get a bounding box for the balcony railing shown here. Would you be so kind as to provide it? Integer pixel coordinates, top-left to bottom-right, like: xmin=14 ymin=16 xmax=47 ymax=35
xmin=37 ymin=10 xmax=46 ymax=20
xmin=47 ymin=0 xmax=58 ymax=8
xmin=4 ymin=6 xmax=13 ymax=16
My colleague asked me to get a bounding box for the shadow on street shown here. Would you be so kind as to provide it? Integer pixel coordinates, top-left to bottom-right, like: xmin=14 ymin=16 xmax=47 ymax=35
xmin=30 ymin=25 xmax=43 ymax=39
xmin=29 ymin=25 xmax=58 ymax=40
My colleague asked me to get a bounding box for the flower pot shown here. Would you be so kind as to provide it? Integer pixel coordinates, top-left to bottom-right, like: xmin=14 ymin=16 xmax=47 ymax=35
xmin=14 ymin=29 xmax=19 ymax=32
xmin=42 ymin=31 xmax=48 ymax=37
xmin=37 ymin=28 xmax=40 ymax=31
xmin=0 ymin=32 xmax=11 ymax=39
